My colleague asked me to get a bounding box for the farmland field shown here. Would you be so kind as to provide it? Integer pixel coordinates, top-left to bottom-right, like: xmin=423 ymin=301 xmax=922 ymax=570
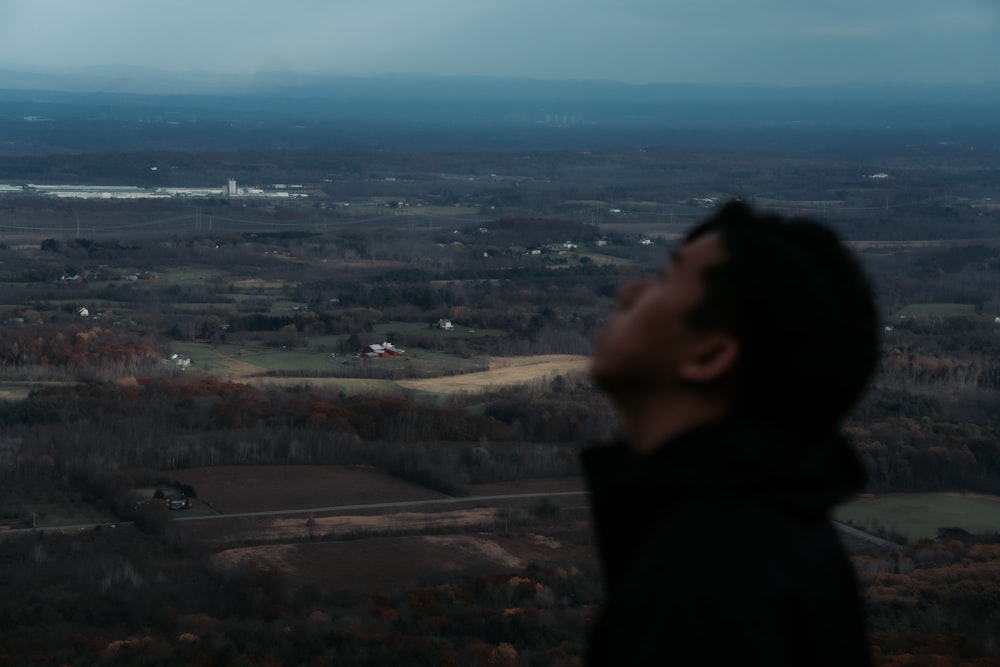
xmin=170 ymin=341 xmax=488 ymax=381
xmin=168 ymin=341 xmax=584 ymax=395
xmin=0 ymin=382 xmax=43 ymax=401
xmin=206 ymin=525 xmax=597 ymax=594
xmin=172 ymin=465 xmax=597 ymax=594
xmin=20 ymin=502 xmax=114 ymax=528
xmin=835 ymin=492 xmax=1000 ymax=542
xmin=396 ymin=354 xmax=589 ymax=393
xmin=369 ymin=320 xmax=507 ymax=340
xmin=893 ymin=303 xmax=978 ymax=318
xmin=176 ymin=465 xmax=449 ymax=514
xmin=174 ymin=465 xmax=586 ymax=516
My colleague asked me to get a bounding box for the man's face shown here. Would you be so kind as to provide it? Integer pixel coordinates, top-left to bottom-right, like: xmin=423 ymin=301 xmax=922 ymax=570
xmin=589 ymin=233 xmax=729 ymax=395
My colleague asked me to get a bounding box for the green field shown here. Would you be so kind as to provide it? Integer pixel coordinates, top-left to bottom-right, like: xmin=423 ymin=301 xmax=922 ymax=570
xmin=155 ymin=267 xmax=223 ymax=283
xmin=752 ymin=198 xmax=845 ymax=209
xmin=21 ymin=502 xmax=115 ymax=528
xmin=0 ymin=380 xmax=77 ymax=401
xmin=835 ymin=493 xmax=1000 ymax=541
xmin=169 ymin=342 xmax=337 ymax=376
xmin=369 ymin=320 xmax=506 ymax=340
xmin=0 ymin=382 xmax=41 ymax=401
xmin=170 ymin=339 xmax=489 ymax=382
xmin=894 ymin=303 xmax=977 ymax=318
xmin=575 ymin=249 xmax=637 ymax=266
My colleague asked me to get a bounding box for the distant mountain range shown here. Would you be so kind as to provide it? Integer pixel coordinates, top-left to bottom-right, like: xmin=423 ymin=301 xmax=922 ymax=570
xmin=2 ymin=63 xmax=998 ymax=113
xmin=1 ymin=65 xmax=998 ymax=153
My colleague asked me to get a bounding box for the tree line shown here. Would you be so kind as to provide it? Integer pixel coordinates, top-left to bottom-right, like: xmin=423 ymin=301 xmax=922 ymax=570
xmin=0 ymin=373 xmax=616 ymax=515
xmin=0 ymin=323 xmax=162 ymax=381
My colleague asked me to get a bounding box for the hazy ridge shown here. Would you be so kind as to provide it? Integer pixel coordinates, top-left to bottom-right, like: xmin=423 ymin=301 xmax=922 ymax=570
xmin=2 ymin=66 xmax=999 ymax=131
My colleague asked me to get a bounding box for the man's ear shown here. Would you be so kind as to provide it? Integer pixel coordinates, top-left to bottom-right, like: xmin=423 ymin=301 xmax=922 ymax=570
xmin=679 ymin=333 xmax=740 ymax=384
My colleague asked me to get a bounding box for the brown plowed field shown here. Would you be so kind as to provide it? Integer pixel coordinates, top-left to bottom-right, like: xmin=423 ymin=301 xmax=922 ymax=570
xmin=173 ymin=465 xmax=597 ymax=593
xmin=211 ymin=529 xmax=598 ymax=593
xmin=396 ymin=354 xmax=589 ymax=393
xmin=178 ymin=465 xmax=448 ymax=514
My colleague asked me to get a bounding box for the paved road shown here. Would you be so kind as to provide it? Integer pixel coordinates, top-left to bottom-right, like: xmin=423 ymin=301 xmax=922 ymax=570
xmin=1 ymin=521 xmax=132 ymax=535
xmin=174 ymin=491 xmax=590 ymax=522
xmin=5 ymin=493 xmax=906 ymax=556
xmin=834 ymin=521 xmax=907 ymax=550
xmin=1 ymin=490 xmax=589 ymax=535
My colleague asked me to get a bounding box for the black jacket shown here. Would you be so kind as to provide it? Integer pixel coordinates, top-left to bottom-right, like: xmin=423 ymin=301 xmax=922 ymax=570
xmin=582 ymin=421 xmax=873 ymax=666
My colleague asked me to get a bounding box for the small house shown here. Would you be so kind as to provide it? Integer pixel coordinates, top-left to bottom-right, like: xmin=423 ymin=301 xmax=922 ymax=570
xmin=169 ymin=353 xmax=191 ymax=369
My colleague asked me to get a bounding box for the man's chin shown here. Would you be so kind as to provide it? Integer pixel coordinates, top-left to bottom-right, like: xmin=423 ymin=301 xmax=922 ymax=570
xmin=587 ymin=355 xmax=610 ymax=386
xmin=589 ymin=362 xmax=631 ymax=395
xmin=590 ymin=361 xmax=661 ymax=397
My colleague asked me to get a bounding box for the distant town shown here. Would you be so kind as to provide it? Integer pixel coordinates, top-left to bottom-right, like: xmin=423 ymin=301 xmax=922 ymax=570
xmin=0 ymin=178 xmax=305 ymax=200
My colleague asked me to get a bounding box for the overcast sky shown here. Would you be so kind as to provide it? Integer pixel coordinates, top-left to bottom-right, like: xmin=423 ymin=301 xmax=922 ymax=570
xmin=1 ymin=0 xmax=998 ymax=85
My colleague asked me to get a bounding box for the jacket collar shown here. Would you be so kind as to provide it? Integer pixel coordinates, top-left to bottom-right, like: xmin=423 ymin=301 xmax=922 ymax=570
xmin=584 ymin=420 xmax=865 ymax=506
xmin=582 ymin=420 xmax=866 ymax=586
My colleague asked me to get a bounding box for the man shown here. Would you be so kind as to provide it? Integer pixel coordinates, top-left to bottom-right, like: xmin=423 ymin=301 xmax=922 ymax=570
xmin=584 ymin=200 xmax=877 ymax=666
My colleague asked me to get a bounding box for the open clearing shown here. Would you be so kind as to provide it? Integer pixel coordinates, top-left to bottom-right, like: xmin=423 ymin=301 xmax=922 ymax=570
xmin=175 ymin=465 xmax=596 ymax=592
xmin=893 ymin=303 xmax=978 ymax=318
xmin=21 ymin=502 xmax=114 ymax=528
xmin=835 ymin=492 xmax=1000 ymax=541
xmin=199 ymin=508 xmax=500 ymax=549
xmin=176 ymin=465 xmax=448 ymax=514
xmin=171 ymin=340 xmax=490 ymax=385
xmin=396 ymin=354 xmax=589 ymax=393
xmin=0 ymin=384 xmax=33 ymax=401
xmin=200 ymin=353 xmax=589 ymax=394
xmin=211 ymin=529 xmax=597 ymax=593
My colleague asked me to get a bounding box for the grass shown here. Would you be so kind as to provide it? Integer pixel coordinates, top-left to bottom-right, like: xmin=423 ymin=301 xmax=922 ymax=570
xmin=170 ymin=342 xmax=342 ymax=377
xmin=22 ymin=502 xmax=115 ymax=528
xmin=169 ymin=340 xmax=488 ymax=382
xmin=574 ymin=249 xmax=637 ymax=266
xmin=369 ymin=320 xmax=506 ymax=339
xmin=397 ymin=354 xmax=588 ymax=395
xmin=835 ymin=492 xmax=1000 ymax=542
xmin=0 ymin=382 xmax=43 ymax=401
xmin=226 ymin=348 xmax=329 ymax=372
xmin=894 ymin=303 xmax=977 ymax=318
xmin=331 ymin=204 xmax=480 ymax=221
xmin=168 ymin=339 xmax=586 ymax=398
xmin=252 ymin=376 xmax=411 ymax=395
xmin=155 ymin=267 xmax=223 ymax=283
xmin=752 ymin=197 xmax=846 ymax=210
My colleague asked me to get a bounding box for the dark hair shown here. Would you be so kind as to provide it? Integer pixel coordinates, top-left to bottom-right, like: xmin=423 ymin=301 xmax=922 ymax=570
xmin=684 ymin=200 xmax=879 ymax=437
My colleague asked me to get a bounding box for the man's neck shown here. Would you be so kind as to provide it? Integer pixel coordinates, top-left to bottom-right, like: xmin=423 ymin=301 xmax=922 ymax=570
xmin=613 ymin=392 xmax=729 ymax=455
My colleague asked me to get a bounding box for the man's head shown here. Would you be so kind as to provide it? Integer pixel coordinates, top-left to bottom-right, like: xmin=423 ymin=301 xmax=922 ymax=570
xmin=590 ymin=200 xmax=879 ymax=442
